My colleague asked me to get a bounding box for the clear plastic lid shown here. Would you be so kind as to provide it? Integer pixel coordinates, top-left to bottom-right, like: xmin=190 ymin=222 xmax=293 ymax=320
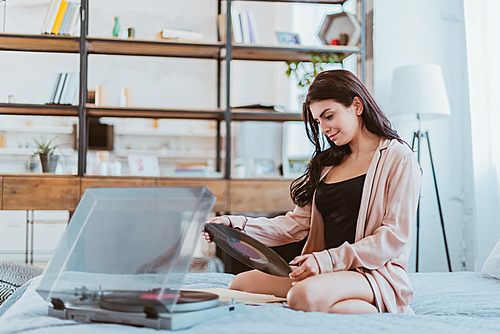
xmin=36 ymin=187 xmax=216 ymax=313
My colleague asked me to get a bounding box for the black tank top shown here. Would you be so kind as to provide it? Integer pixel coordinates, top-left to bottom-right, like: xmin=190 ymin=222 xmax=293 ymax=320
xmin=315 ymin=174 xmax=366 ymax=249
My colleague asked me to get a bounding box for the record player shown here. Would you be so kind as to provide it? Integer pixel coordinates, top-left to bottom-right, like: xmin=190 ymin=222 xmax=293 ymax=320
xmin=36 ymin=187 xmax=245 ymax=330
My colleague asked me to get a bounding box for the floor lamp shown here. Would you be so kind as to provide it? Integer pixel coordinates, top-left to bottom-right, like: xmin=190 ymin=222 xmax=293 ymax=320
xmin=390 ymin=63 xmax=452 ymax=272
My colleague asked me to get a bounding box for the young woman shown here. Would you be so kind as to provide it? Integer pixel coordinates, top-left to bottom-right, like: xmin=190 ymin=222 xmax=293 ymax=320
xmin=204 ymin=69 xmax=421 ymax=314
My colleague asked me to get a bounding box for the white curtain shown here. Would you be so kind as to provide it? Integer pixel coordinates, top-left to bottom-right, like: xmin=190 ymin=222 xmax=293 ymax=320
xmin=464 ymin=0 xmax=500 ymax=270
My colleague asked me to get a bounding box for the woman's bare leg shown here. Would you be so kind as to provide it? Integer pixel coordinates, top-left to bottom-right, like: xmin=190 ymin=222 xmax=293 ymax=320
xmin=287 ymin=271 xmax=377 ymax=314
xmin=228 ymin=269 xmax=294 ymax=298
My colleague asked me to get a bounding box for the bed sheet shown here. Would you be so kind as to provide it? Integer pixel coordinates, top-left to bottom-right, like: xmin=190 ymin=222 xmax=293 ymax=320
xmin=0 ymin=272 xmax=499 ymax=334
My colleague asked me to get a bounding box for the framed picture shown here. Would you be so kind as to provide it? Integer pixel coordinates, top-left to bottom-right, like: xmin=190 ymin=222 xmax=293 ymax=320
xmin=283 ymin=156 xmax=310 ymax=178
xmin=275 ymin=31 xmax=302 ymax=46
xmin=127 ymin=155 xmax=160 ymax=176
xmin=251 ymin=159 xmax=278 ymax=177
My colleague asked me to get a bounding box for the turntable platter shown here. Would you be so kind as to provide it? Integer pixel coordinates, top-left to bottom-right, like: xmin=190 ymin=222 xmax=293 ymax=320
xmin=99 ymin=289 xmax=220 ymax=313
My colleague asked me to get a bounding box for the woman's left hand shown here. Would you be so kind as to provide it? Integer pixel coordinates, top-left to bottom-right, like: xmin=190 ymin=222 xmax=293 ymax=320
xmin=288 ymin=254 xmax=320 ymax=281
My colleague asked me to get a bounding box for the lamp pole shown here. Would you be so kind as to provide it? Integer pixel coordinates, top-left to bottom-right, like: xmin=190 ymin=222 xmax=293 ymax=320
xmin=411 ymin=114 xmax=452 ymax=272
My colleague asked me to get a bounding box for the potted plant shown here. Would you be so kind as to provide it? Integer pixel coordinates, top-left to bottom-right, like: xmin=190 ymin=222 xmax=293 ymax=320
xmin=31 ymin=136 xmax=62 ymax=173
xmin=286 ymin=52 xmax=347 ymax=105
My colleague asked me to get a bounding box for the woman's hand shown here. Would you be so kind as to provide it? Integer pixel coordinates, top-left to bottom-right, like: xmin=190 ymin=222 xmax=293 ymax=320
xmin=203 ymin=216 xmax=231 ymax=243
xmin=288 ymin=254 xmax=320 ymax=282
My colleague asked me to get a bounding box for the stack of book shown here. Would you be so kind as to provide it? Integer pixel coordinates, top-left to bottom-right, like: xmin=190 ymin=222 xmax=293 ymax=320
xmin=41 ymin=0 xmax=81 ymax=35
xmin=218 ymin=10 xmax=260 ymax=44
xmin=164 ymin=163 xmax=222 ymax=178
xmin=45 ymin=72 xmax=79 ymax=105
xmin=156 ymin=28 xmax=204 ymax=42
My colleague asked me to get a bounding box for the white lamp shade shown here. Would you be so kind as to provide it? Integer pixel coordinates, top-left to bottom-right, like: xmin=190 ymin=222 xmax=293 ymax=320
xmin=390 ymin=63 xmax=451 ymax=119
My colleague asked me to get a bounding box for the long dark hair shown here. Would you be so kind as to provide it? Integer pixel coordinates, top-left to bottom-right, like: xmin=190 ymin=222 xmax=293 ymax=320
xmin=290 ymin=69 xmax=400 ymax=207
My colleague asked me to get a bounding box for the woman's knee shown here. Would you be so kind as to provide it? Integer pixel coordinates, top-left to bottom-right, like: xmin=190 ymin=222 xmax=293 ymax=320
xmin=228 ymin=271 xmax=253 ymax=291
xmin=287 ymin=280 xmax=321 ymax=312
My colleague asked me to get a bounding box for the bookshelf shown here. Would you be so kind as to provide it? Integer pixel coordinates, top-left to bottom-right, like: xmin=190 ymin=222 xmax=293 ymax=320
xmin=0 ymin=0 xmax=368 ymax=212
xmin=87 ymin=37 xmax=224 ymax=59
xmin=0 ymin=103 xmax=78 ymax=117
xmin=0 ymin=33 xmax=79 ymax=53
xmin=232 ymin=44 xmax=360 ymax=62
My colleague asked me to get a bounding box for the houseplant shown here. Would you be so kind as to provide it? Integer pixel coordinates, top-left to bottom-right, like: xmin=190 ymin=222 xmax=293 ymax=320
xmin=286 ymin=52 xmax=347 ymax=104
xmin=31 ymin=136 xmax=62 ymax=173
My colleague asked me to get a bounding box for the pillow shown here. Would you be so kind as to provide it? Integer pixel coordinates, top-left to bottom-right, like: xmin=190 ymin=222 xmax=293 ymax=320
xmin=482 ymin=237 xmax=500 ymax=279
xmin=188 ymin=256 xmax=225 ymax=273
xmin=0 ymin=261 xmax=43 ymax=306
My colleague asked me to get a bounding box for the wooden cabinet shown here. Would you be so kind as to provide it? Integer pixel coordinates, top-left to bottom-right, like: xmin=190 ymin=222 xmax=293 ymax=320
xmin=2 ymin=176 xmax=80 ymax=211
xmin=0 ymin=175 xmax=295 ymax=214
xmin=80 ymin=177 xmax=156 ymax=195
xmin=157 ymin=179 xmax=228 ymax=212
xmin=229 ymin=179 xmax=295 ymax=214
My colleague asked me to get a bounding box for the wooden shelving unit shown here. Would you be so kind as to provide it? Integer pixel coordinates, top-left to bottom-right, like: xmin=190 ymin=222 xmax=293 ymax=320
xmin=236 ymin=0 xmax=345 ymax=3
xmin=87 ymin=37 xmax=223 ymax=59
xmin=0 ymin=33 xmax=79 ymax=53
xmin=86 ymin=105 xmax=225 ymax=120
xmin=232 ymin=44 xmax=359 ymax=62
xmin=0 ymin=0 xmax=366 ymax=213
xmin=0 ymin=103 xmax=78 ymax=117
xmin=231 ymin=111 xmax=302 ymax=122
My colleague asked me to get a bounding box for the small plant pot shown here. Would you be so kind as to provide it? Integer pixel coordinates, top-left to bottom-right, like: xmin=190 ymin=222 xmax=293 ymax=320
xmin=39 ymin=154 xmax=60 ymax=173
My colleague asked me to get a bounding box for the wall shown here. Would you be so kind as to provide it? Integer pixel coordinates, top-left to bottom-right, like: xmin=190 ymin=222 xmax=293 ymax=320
xmin=463 ymin=0 xmax=500 ymax=271
xmin=373 ymin=0 xmax=475 ymax=272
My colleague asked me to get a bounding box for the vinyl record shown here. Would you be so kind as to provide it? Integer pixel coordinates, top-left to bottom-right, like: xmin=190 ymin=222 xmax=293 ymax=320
xmin=204 ymin=223 xmax=292 ymax=277
xmin=99 ymin=289 xmax=219 ymax=313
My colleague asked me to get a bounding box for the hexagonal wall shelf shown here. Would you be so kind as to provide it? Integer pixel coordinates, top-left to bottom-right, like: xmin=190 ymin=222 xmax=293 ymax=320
xmin=318 ymin=11 xmax=361 ymax=46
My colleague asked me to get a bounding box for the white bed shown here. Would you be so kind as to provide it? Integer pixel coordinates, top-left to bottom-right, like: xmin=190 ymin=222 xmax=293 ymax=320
xmin=1 ymin=271 xmax=499 ymax=334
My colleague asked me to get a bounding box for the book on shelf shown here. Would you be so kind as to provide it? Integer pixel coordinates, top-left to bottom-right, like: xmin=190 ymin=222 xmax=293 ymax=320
xmin=66 ymin=4 xmax=81 ymax=36
xmin=51 ymin=0 xmax=68 ymax=34
xmin=41 ymin=0 xmax=61 ymax=34
xmin=44 ymin=73 xmax=61 ymax=104
xmin=53 ymin=72 xmax=67 ymax=103
xmin=45 ymin=72 xmax=79 ymax=105
xmin=59 ymin=2 xmax=78 ymax=35
xmin=240 ymin=12 xmax=251 ymax=44
xmin=41 ymin=0 xmax=81 ymax=36
xmin=232 ymin=103 xmax=285 ymax=113
xmin=230 ymin=9 xmax=243 ymax=44
xmin=156 ymin=28 xmax=204 ymax=42
xmin=60 ymin=72 xmax=79 ymax=104
xmin=218 ymin=10 xmax=260 ymax=45
xmin=247 ymin=11 xmax=260 ymax=44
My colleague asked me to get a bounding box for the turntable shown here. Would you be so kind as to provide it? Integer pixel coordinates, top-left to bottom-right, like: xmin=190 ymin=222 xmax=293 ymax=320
xmin=36 ymin=187 xmax=245 ymax=330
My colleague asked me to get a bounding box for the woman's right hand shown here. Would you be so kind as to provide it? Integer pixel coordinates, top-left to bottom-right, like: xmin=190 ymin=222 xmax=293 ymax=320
xmin=203 ymin=216 xmax=231 ymax=243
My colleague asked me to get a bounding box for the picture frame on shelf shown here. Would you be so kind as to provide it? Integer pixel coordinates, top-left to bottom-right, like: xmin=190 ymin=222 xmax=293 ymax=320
xmin=283 ymin=156 xmax=310 ymax=178
xmin=251 ymin=158 xmax=278 ymax=177
xmin=275 ymin=31 xmax=301 ymax=46
xmin=127 ymin=154 xmax=160 ymax=176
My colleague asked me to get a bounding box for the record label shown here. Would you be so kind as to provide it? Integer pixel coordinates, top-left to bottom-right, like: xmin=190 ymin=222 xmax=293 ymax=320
xmin=230 ymin=239 xmax=268 ymax=264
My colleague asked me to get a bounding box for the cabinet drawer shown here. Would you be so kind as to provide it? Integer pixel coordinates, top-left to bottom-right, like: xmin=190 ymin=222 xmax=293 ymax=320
xmin=81 ymin=177 xmax=156 ymax=195
xmin=229 ymin=180 xmax=295 ymax=214
xmin=3 ymin=177 xmax=80 ymax=211
xmin=157 ymin=179 xmax=227 ymax=212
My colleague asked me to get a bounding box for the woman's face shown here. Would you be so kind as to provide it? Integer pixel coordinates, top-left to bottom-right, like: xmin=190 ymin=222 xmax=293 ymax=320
xmin=309 ymin=98 xmax=363 ymax=146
